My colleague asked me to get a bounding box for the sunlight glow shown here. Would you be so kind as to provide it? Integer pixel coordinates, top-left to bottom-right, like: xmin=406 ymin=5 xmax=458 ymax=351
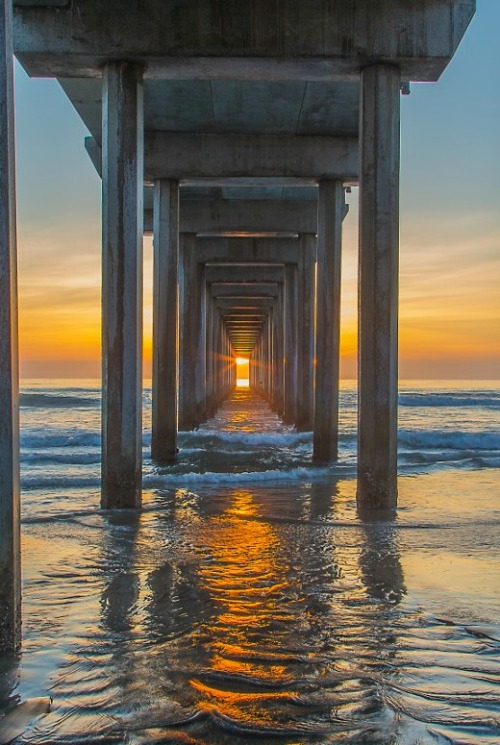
xmin=235 ymin=357 xmax=250 ymax=388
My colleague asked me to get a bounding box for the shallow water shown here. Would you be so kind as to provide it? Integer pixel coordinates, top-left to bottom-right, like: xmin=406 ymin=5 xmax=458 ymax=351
xmin=1 ymin=386 xmax=500 ymax=744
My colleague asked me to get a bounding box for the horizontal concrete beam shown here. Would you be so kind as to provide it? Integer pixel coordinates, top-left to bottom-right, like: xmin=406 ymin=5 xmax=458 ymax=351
xmin=216 ymin=298 xmax=275 ymax=309
xmin=206 ymin=265 xmax=284 ymax=284
xmin=87 ymin=133 xmax=358 ymax=182
xmin=210 ymin=283 xmax=280 ymax=298
xmin=196 ymin=238 xmax=301 ymax=265
xmin=146 ymin=199 xmax=319 ymax=234
xmin=223 ymin=313 xmax=270 ymax=319
xmin=144 ymin=199 xmax=349 ymax=234
xmin=14 ymin=0 xmax=475 ymax=82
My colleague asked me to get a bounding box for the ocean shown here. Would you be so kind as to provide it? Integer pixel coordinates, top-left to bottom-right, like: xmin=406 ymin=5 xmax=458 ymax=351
xmin=1 ymin=380 xmax=499 ymax=744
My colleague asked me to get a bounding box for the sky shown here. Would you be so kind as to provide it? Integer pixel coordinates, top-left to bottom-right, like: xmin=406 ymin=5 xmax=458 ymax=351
xmin=13 ymin=0 xmax=500 ymax=380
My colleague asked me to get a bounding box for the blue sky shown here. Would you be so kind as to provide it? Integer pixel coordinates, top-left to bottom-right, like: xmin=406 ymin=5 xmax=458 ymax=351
xmin=13 ymin=0 xmax=500 ymax=379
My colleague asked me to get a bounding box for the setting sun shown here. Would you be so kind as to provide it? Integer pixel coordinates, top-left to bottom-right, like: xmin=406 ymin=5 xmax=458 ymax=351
xmin=235 ymin=357 xmax=250 ymax=388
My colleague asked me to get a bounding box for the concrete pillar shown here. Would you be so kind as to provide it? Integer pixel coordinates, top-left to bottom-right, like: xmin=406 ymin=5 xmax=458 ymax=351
xmin=151 ymin=179 xmax=179 ymax=464
xmin=214 ymin=309 xmax=223 ymax=408
xmin=273 ymin=285 xmax=284 ymax=416
xmin=205 ymin=296 xmax=215 ymax=417
xmin=0 ymin=0 xmax=20 ymax=651
xmin=283 ymin=263 xmax=297 ymax=424
xmin=179 ymin=233 xmax=197 ymax=429
xmin=313 ymin=180 xmax=343 ymax=462
xmin=195 ymin=263 xmax=207 ymax=422
xmin=296 ymin=234 xmax=316 ymax=431
xmin=101 ymin=62 xmax=144 ymax=509
xmin=266 ymin=315 xmax=273 ymax=401
xmin=358 ymin=64 xmax=400 ymax=509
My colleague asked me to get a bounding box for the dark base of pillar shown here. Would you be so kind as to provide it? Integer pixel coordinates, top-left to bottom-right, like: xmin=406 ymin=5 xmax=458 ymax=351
xmin=101 ymin=462 xmax=142 ymax=509
xmin=313 ymin=440 xmax=338 ymax=463
xmin=0 ymin=580 xmax=21 ymax=653
xmin=296 ymin=420 xmax=313 ymax=433
xmin=178 ymin=419 xmax=199 ymax=431
xmin=151 ymin=449 xmax=178 ymax=465
xmin=356 ymin=472 xmax=398 ymax=511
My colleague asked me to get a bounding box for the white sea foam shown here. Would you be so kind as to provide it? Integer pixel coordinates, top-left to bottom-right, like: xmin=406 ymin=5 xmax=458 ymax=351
xmin=20 ymin=392 xmax=100 ymax=408
xmin=21 ymin=431 xmax=101 ymax=448
xmin=399 ymin=392 xmax=500 ymax=409
xmin=184 ymin=429 xmax=312 ymax=446
xmin=399 ymin=429 xmax=500 ymax=450
xmin=144 ymin=465 xmax=338 ymax=486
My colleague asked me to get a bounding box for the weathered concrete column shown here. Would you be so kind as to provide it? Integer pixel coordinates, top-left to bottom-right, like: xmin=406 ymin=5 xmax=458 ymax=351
xmin=273 ymin=285 xmax=285 ymax=416
xmin=357 ymin=64 xmax=400 ymax=509
xmin=151 ymin=179 xmax=179 ymax=464
xmin=179 ymin=233 xmax=198 ymax=429
xmin=0 ymin=0 xmax=20 ymax=651
xmin=313 ymin=180 xmax=343 ymax=462
xmin=205 ymin=295 xmax=215 ymax=417
xmin=283 ymin=263 xmax=297 ymax=424
xmin=266 ymin=315 xmax=273 ymax=401
xmin=195 ymin=262 xmax=207 ymax=422
xmin=262 ymin=319 xmax=271 ymax=400
xmin=296 ymin=234 xmax=316 ymax=431
xmin=214 ymin=309 xmax=223 ymax=408
xmin=101 ymin=62 xmax=144 ymax=509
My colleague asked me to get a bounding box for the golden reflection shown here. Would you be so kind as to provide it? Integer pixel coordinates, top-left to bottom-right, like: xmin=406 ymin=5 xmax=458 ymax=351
xmin=190 ymin=489 xmax=296 ymax=721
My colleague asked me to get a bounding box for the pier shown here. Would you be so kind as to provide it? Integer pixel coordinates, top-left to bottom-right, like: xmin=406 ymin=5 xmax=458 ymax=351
xmin=0 ymin=0 xmax=475 ymax=649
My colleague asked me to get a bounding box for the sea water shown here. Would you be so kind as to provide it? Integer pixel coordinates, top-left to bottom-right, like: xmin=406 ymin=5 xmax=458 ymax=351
xmin=1 ymin=381 xmax=499 ymax=744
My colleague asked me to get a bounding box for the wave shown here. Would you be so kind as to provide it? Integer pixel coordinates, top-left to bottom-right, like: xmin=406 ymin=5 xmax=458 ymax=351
xmin=399 ymin=392 xmax=500 ymax=409
xmin=21 ymin=474 xmax=101 ymax=489
xmin=19 ymin=427 xmax=500 ymax=457
xmin=399 ymin=429 xmax=500 ymax=451
xmin=21 ymin=431 xmax=101 ymax=448
xmin=184 ymin=429 xmax=311 ymax=447
xmin=144 ymin=464 xmax=338 ymax=487
xmin=21 ymin=450 xmax=101 ymax=465
xmin=20 ymin=392 xmax=100 ymax=408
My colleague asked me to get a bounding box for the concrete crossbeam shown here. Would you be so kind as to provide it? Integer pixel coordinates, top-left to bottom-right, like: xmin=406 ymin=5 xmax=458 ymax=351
xmin=14 ymin=0 xmax=475 ymax=82
xmin=164 ymin=199 xmax=318 ymax=235
xmin=86 ymin=133 xmax=358 ymax=182
xmin=217 ymin=298 xmax=275 ymax=309
xmin=210 ymin=284 xmax=279 ymax=298
xmin=194 ymin=238 xmax=301 ymax=265
xmin=206 ymin=265 xmax=284 ymax=284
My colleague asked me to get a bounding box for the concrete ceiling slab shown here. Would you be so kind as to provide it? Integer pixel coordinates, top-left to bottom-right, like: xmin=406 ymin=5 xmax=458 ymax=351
xmin=14 ymin=0 xmax=475 ymax=81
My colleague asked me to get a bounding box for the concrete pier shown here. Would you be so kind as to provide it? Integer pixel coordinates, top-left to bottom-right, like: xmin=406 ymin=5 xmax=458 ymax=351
xmin=313 ymin=181 xmax=344 ymax=462
xmin=152 ymin=179 xmax=179 ymax=464
xmin=357 ymin=65 xmax=401 ymax=509
xmin=6 ymin=2 xmax=474 ymax=523
xmin=101 ymin=62 xmax=144 ymax=509
xmin=0 ymin=0 xmax=20 ymax=652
